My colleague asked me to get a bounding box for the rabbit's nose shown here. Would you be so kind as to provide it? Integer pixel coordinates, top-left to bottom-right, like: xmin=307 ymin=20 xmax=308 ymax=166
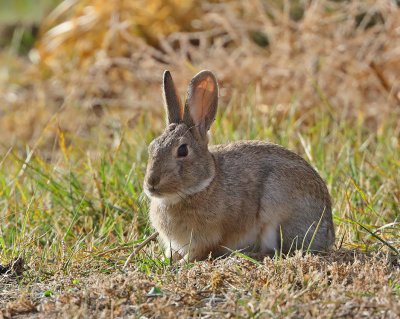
xmin=147 ymin=175 xmax=160 ymax=188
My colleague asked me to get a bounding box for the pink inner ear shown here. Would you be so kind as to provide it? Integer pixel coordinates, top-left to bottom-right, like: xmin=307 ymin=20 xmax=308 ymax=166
xmin=196 ymin=77 xmax=215 ymax=92
xmin=191 ymin=76 xmax=215 ymax=125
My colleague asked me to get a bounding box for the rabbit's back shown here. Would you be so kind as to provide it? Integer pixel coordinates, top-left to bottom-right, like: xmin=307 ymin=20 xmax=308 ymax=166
xmin=210 ymin=140 xmax=329 ymax=199
xmin=210 ymin=140 xmax=334 ymax=252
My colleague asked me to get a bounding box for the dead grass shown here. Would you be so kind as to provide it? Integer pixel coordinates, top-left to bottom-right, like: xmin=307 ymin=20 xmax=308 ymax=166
xmin=1 ymin=251 xmax=399 ymax=318
xmin=33 ymin=0 xmax=400 ymax=118
xmin=0 ymin=0 xmax=400 ymax=318
xmin=1 ymin=0 xmax=400 ymax=149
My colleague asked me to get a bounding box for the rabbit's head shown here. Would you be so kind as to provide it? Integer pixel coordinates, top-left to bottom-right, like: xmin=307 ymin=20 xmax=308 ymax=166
xmin=144 ymin=70 xmax=219 ymax=205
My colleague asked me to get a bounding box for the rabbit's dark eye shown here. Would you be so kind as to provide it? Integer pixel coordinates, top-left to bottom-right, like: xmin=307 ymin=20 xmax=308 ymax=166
xmin=177 ymin=144 xmax=188 ymax=157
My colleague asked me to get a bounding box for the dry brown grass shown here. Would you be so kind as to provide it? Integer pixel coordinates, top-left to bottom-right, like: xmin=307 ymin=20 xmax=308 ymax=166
xmin=33 ymin=0 xmax=400 ymax=118
xmin=1 ymin=0 xmax=400 ymax=150
xmin=2 ymin=250 xmax=399 ymax=318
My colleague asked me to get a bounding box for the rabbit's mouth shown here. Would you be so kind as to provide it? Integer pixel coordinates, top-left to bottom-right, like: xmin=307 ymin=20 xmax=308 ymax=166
xmin=144 ymin=183 xmax=177 ymax=199
xmin=143 ymin=183 xmax=161 ymax=197
xmin=143 ymin=175 xmax=214 ymax=206
xmin=144 ymin=186 xmax=183 ymax=206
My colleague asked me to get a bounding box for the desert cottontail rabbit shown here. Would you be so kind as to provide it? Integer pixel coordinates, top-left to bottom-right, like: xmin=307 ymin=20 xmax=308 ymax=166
xmin=144 ymin=70 xmax=335 ymax=262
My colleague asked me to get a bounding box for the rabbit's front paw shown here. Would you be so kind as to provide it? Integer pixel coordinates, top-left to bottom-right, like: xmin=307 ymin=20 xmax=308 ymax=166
xmin=162 ymin=248 xmax=184 ymax=263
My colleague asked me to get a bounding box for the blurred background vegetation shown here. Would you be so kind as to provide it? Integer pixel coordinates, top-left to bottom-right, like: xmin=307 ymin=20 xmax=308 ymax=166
xmin=0 ymin=0 xmax=60 ymax=23
xmin=0 ymin=0 xmax=60 ymax=53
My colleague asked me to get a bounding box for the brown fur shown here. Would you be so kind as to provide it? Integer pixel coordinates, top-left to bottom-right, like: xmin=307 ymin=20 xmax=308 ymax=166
xmin=144 ymin=70 xmax=335 ymax=262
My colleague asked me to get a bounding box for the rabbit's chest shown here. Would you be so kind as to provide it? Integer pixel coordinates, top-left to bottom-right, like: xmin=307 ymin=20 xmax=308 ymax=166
xmin=151 ymin=204 xmax=219 ymax=239
xmin=159 ymin=207 xmax=209 ymax=230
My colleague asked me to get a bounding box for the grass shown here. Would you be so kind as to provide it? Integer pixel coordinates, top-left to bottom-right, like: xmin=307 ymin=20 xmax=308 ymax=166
xmin=0 ymin=86 xmax=399 ymax=317
xmin=0 ymin=0 xmax=400 ymax=317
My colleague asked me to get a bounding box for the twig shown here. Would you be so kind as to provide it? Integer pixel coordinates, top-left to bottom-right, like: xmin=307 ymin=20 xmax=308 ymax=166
xmin=93 ymin=245 xmax=133 ymax=258
xmin=123 ymin=232 xmax=159 ymax=270
xmin=89 ymin=232 xmax=160 ymax=258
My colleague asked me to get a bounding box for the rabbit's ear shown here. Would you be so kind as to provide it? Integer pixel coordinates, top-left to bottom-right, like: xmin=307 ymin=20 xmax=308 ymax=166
xmin=183 ymin=70 xmax=218 ymax=136
xmin=162 ymin=70 xmax=183 ymax=124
